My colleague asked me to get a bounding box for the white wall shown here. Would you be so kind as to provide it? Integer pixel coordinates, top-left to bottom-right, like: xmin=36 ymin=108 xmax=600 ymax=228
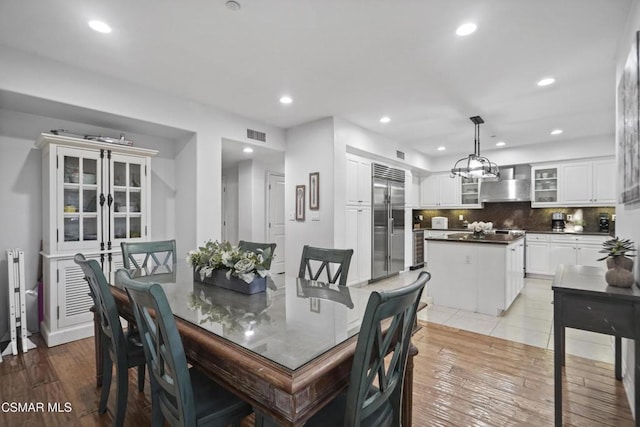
xmin=0 ymin=45 xmax=286 ymax=247
xmin=285 ymin=118 xmax=336 ymax=274
xmin=429 ymin=135 xmax=616 ymax=173
xmin=222 ymin=167 xmax=239 ymax=245
xmin=616 ymin=0 xmax=640 ymax=416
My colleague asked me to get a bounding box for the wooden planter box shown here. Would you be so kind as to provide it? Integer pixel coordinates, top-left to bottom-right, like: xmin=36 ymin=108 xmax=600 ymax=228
xmin=193 ymin=268 xmax=266 ymax=294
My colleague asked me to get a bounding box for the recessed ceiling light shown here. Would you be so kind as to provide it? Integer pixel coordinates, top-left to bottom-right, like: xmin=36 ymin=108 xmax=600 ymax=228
xmin=550 ymin=129 xmax=563 ymax=135
xmin=88 ymin=20 xmax=112 ymax=34
xmin=279 ymin=95 xmax=292 ymax=104
xmin=243 ymin=147 xmax=254 ymax=153
xmin=226 ymin=0 xmax=241 ymax=11
xmin=456 ymin=22 xmax=477 ymax=36
xmin=437 ymin=146 xmax=446 ymax=151
xmin=496 ymin=141 xmax=506 ymax=147
xmin=537 ymin=77 xmax=556 ymax=87
xmin=379 ymin=116 xmax=391 ymax=124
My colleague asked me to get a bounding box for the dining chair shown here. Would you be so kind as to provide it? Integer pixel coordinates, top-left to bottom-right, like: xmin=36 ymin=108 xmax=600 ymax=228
xmin=121 ymin=239 xmax=176 ymax=273
xmin=238 ymin=240 xmax=276 ymax=269
xmin=298 ymin=245 xmax=354 ymax=286
xmin=258 ymin=270 xmax=430 ymax=427
xmin=116 ymin=269 xmax=253 ymax=427
xmin=73 ymin=254 xmax=146 ymax=427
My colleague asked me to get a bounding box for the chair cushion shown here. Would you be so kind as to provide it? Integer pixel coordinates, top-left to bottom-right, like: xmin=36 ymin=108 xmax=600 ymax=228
xmin=189 ymin=367 xmax=251 ymax=423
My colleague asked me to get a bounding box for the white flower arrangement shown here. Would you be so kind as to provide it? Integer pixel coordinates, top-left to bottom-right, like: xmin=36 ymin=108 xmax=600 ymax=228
xmin=187 ymin=240 xmax=273 ymax=284
xmin=467 ymin=221 xmax=493 ymax=235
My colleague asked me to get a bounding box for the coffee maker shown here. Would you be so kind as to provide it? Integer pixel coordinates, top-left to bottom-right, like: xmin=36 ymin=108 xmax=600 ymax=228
xmin=551 ymin=212 xmax=565 ymax=231
xmin=599 ymin=213 xmax=610 ymax=233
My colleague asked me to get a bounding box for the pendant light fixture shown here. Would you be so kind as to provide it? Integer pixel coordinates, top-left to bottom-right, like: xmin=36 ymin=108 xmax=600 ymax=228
xmin=450 ymin=116 xmax=500 ymax=179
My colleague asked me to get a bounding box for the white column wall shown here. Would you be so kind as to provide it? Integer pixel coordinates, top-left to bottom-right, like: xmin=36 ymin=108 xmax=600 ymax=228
xmin=284 ymin=118 xmax=336 ymax=275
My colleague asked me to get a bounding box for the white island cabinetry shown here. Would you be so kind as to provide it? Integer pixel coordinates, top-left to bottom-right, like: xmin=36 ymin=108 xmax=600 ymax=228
xmin=426 ymin=237 xmax=525 ymax=316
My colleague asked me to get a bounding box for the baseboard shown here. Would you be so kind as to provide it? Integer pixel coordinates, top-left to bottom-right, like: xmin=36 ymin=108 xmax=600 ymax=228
xmin=41 ymin=321 xmax=94 ymax=347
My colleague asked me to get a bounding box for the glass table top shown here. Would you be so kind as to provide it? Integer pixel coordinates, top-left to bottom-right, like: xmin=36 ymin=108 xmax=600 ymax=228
xmin=115 ymin=263 xmax=374 ymax=370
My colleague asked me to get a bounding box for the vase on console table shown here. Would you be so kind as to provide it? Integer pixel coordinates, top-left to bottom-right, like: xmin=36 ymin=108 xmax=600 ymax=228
xmin=604 ymin=258 xmax=635 ymax=288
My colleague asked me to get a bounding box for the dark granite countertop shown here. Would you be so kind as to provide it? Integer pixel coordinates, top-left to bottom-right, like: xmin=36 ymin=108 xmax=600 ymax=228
xmin=425 ymin=232 xmax=525 ymax=245
xmin=417 ymin=227 xmax=611 ymax=237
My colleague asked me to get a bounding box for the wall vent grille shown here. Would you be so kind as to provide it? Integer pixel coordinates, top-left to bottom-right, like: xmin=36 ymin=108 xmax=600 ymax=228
xmin=396 ymin=150 xmax=405 ymax=160
xmin=372 ymin=163 xmax=405 ymax=182
xmin=247 ymin=129 xmax=266 ymax=142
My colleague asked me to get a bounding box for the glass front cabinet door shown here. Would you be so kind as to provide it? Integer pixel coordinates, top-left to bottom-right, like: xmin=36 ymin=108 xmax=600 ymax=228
xmin=58 ymin=147 xmax=102 ymax=250
xmin=111 ymin=154 xmax=147 ymax=243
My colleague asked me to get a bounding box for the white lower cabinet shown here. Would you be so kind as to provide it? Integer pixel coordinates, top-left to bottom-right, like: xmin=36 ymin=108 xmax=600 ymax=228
xmin=525 ymin=234 xmax=550 ymax=275
xmin=526 ymin=233 xmax=607 ymax=276
xmin=346 ymin=206 xmax=371 ymax=285
xmin=42 ymin=252 xmax=124 ymax=346
xmin=427 ymin=239 xmax=524 ymax=316
xmin=548 ymin=235 xmax=608 ymax=274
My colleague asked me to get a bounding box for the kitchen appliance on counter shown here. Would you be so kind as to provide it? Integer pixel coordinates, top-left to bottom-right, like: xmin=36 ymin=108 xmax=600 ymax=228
xmin=372 ymin=164 xmax=405 ymax=281
xmin=431 ymin=216 xmax=448 ymax=229
xmin=551 ymin=212 xmax=566 ymax=231
xmin=599 ymin=213 xmax=610 ymax=233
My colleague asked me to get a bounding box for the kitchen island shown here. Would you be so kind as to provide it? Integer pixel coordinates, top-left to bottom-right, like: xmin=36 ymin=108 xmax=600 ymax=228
xmin=426 ymin=233 xmax=525 ymax=316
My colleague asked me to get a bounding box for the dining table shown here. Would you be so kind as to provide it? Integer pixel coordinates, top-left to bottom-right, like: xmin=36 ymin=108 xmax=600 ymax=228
xmin=94 ymin=263 xmax=422 ymax=426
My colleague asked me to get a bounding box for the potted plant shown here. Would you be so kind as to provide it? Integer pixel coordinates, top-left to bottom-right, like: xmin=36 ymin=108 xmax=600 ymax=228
xmin=597 ymin=237 xmax=636 ymax=287
xmin=597 ymin=237 xmax=636 ymax=269
xmin=187 ymin=240 xmax=273 ymax=294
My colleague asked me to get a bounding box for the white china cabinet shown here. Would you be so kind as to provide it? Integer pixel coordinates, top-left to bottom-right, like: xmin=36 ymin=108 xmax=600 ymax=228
xmin=37 ymin=133 xmax=157 ymax=346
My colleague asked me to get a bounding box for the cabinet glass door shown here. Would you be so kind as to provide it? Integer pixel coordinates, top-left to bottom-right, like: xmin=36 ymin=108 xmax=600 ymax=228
xmin=460 ymin=177 xmax=479 ymax=205
xmin=533 ymin=167 xmax=558 ymax=203
xmin=110 ymin=154 xmax=146 ymax=242
xmin=58 ymin=147 xmax=101 ymax=250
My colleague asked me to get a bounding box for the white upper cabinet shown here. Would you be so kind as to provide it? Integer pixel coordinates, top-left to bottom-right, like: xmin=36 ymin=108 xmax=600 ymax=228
xmin=420 ymin=173 xmax=481 ymax=208
xmin=420 ymin=173 xmax=460 ymax=208
xmin=346 ymin=154 xmax=371 ymax=206
xmin=531 ymin=157 xmax=615 ymax=207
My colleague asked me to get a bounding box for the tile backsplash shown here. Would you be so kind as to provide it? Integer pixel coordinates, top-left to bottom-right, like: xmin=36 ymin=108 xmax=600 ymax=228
xmin=413 ymin=202 xmax=615 ymax=233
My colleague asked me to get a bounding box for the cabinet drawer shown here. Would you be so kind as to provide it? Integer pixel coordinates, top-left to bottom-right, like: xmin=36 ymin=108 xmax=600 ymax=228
xmin=561 ymin=294 xmax=634 ymax=338
xmin=574 ymin=235 xmax=608 ymax=245
xmin=526 ymin=234 xmax=549 ymax=242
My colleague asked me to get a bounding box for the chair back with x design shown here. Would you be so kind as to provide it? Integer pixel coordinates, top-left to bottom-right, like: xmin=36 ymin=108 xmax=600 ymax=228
xmin=298 ymin=245 xmax=353 ymax=287
xmin=121 ymin=240 xmax=176 ymax=273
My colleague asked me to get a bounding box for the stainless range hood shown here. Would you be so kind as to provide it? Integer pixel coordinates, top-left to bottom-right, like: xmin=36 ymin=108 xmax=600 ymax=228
xmin=480 ymin=164 xmax=531 ymax=202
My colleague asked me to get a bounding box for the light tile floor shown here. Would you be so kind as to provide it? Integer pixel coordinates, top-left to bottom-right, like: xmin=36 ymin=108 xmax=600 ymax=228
xmin=365 ymin=269 xmax=615 ymax=364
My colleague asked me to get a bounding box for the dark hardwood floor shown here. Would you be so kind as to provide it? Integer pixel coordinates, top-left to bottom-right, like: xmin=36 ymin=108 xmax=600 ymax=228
xmin=0 ymin=322 xmax=634 ymax=426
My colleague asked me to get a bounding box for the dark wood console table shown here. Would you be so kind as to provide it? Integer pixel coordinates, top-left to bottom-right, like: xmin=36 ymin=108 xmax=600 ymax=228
xmin=553 ymin=264 xmax=640 ymax=426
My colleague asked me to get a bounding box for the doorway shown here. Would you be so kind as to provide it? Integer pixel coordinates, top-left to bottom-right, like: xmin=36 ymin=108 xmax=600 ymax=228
xmin=267 ymin=173 xmax=285 ymax=274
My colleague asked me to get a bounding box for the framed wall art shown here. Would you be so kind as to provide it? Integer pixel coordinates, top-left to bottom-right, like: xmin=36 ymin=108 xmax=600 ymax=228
xmin=309 ymin=172 xmax=319 ymax=210
xmin=618 ymin=31 xmax=640 ymax=204
xmin=295 ymin=185 xmax=305 ymax=221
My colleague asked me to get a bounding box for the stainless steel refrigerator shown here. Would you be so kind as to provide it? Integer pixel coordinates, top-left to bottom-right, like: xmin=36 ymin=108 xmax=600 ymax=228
xmin=371 ymin=164 xmax=405 ymax=281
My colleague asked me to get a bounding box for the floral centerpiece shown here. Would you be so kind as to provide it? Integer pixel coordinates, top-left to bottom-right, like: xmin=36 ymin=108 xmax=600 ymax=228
xmin=467 ymin=221 xmax=493 ymax=238
xmin=187 ymin=240 xmax=273 ymax=294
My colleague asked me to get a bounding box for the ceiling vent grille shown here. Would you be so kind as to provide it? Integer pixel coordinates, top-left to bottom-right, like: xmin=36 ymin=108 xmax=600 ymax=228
xmin=396 ymin=150 xmax=405 ymax=160
xmin=247 ymin=129 xmax=266 ymax=142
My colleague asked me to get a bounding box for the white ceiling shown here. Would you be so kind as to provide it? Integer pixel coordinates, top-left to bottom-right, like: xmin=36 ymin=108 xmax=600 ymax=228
xmin=0 ymin=0 xmax=632 ymax=158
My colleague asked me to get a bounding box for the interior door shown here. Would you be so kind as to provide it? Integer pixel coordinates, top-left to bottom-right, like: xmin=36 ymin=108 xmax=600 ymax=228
xmin=267 ymin=173 xmax=285 ymax=274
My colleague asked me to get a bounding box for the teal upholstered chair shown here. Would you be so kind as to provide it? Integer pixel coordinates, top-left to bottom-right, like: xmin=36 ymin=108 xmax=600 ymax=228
xmin=258 ymin=270 xmax=430 ymax=427
xmin=121 ymin=239 xmax=176 ymax=272
xmin=298 ymin=245 xmax=354 ymax=286
xmin=73 ymin=254 xmax=146 ymax=427
xmin=238 ymin=240 xmax=276 ymax=269
xmin=116 ymin=269 xmax=252 ymax=427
